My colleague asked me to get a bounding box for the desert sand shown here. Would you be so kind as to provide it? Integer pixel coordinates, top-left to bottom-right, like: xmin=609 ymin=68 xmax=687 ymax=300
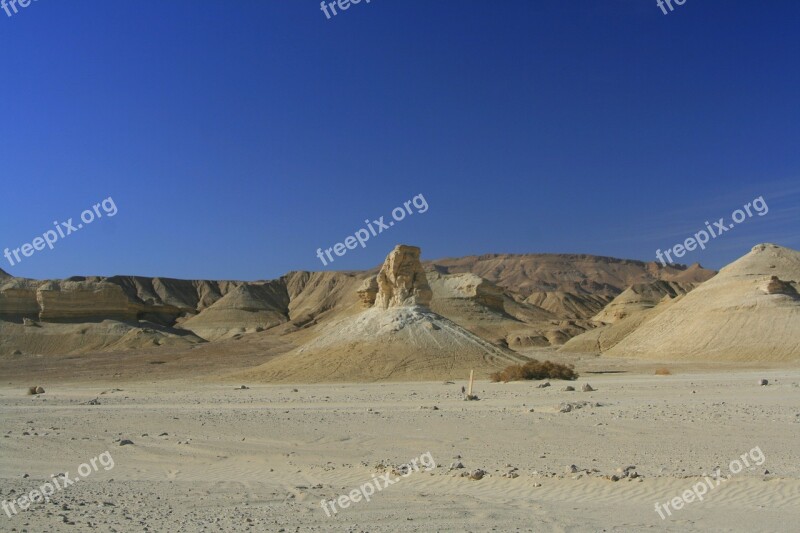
xmin=1 ymin=365 xmax=799 ymax=532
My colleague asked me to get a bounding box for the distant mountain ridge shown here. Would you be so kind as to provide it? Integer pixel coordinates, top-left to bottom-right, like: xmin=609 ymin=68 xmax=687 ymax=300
xmin=0 ymin=249 xmax=717 ymax=358
xmin=427 ymin=253 xmax=714 ymax=319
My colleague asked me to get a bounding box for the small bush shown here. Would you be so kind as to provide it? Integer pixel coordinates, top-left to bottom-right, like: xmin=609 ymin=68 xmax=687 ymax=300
xmin=654 ymin=367 xmax=672 ymax=375
xmin=490 ymin=360 xmax=578 ymax=382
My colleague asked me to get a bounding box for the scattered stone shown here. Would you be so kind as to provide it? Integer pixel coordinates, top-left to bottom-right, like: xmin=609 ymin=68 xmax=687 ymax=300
xmin=537 ymin=382 xmax=551 ymax=388
xmin=86 ymin=398 xmax=101 ymax=405
xmin=558 ymin=401 xmax=594 ymax=413
xmin=566 ymin=465 xmax=578 ymax=474
xmin=610 ymin=474 xmax=620 ymax=482
xmin=28 ymin=386 xmax=45 ymax=395
xmin=581 ymin=384 xmax=595 ymax=392
xmin=119 ymin=439 xmax=134 ymax=446
xmin=562 ymin=386 xmax=575 ymax=391
xmin=469 ymin=469 xmax=485 ymax=480
xmin=432 ymin=405 xmax=439 ymax=410
xmin=237 ymin=385 xmax=250 ymax=390
xmin=464 ymin=394 xmax=479 ymax=401
xmin=391 ymin=464 xmax=412 ymax=477
xmin=449 ymin=462 xmax=464 ymax=470
xmin=759 ymin=379 xmax=769 ymax=386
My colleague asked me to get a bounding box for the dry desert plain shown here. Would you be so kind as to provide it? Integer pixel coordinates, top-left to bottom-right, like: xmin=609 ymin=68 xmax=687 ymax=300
xmin=1 ymin=353 xmax=800 ymax=532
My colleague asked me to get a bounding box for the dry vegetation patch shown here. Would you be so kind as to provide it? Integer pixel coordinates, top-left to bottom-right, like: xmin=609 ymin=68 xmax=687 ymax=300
xmin=490 ymin=360 xmax=578 ymax=382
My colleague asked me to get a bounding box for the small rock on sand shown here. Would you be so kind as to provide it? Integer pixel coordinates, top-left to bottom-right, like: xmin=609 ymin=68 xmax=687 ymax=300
xmin=469 ymin=469 xmax=485 ymax=480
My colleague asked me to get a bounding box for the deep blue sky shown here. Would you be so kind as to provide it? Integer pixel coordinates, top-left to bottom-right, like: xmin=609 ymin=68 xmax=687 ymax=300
xmin=1 ymin=0 xmax=798 ymax=280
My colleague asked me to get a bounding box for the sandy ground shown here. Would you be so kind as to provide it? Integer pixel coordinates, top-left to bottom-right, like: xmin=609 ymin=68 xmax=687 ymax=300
xmin=1 ymin=367 xmax=799 ymax=532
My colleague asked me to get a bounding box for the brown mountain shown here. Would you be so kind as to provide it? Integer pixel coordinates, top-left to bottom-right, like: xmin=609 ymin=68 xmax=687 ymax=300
xmin=0 ymin=248 xmax=716 ymax=360
xmin=427 ymin=253 xmax=715 ymax=318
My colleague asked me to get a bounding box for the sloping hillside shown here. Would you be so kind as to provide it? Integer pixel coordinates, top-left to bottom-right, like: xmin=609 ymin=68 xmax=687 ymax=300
xmin=604 ymin=244 xmax=800 ymax=361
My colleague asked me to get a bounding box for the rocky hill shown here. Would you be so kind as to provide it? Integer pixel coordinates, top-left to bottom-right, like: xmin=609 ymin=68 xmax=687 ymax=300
xmin=428 ymin=253 xmax=714 ymax=318
xmin=0 ymin=247 xmax=717 ymax=359
xmin=563 ymin=244 xmax=800 ymax=361
xmin=231 ymin=245 xmax=527 ymax=382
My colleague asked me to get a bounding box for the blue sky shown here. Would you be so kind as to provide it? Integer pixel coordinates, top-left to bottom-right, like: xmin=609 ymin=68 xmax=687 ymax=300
xmin=1 ymin=0 xmax=798 ymax=280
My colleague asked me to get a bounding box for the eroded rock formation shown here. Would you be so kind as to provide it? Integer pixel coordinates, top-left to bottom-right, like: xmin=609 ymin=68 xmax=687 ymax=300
xmin=372 ymin=245 xmax=432 ymax=309
xmin=762 ymin=276 xmax=798 ymax=297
